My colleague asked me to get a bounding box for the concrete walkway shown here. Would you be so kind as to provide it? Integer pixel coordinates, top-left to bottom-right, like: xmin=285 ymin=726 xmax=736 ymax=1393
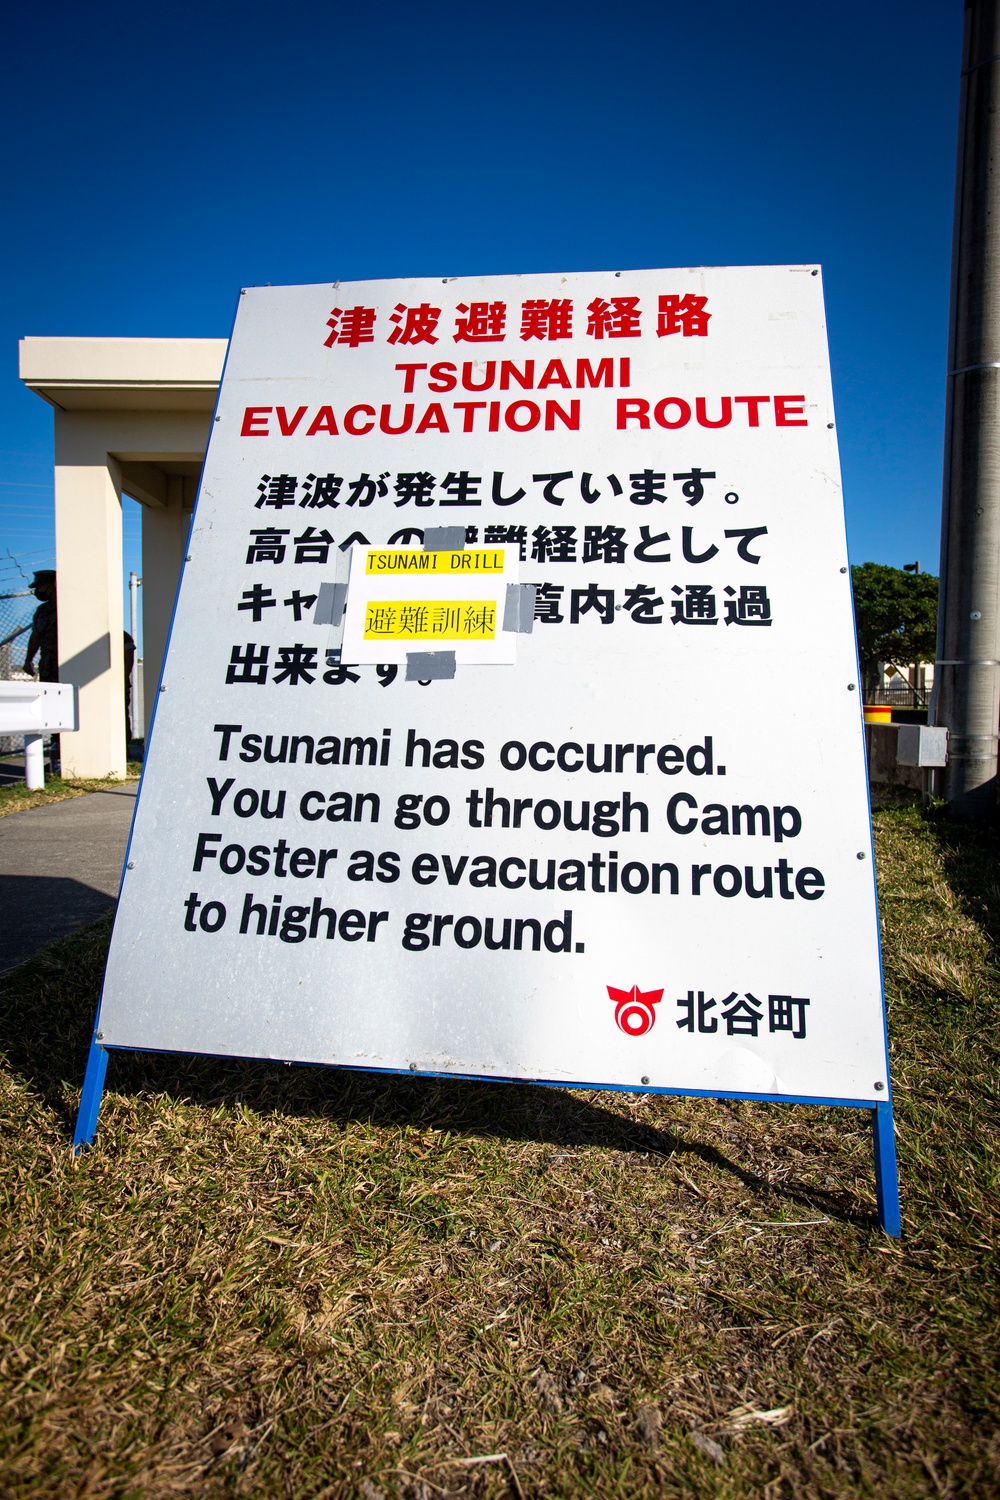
xmin=0 ymin=787 xmax=137 ymax=971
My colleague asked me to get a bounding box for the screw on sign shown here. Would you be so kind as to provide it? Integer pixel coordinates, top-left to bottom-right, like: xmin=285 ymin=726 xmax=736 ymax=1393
xmin=608 ymin=984 xmax=664 ymax=1036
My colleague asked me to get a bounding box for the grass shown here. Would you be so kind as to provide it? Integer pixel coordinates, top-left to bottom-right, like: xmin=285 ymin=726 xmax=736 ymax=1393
xmin=0 ymin=766 xmax=141 ymax=818
xmin=0 ymin=802 xmax=997 ymax=1498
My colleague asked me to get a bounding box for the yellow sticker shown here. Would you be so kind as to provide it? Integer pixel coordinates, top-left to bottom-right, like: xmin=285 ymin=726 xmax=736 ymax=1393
xmin=363 ymin=600 xmax=497 ymax=640
xmin=365 ymin=549 xmax=505 ymax=574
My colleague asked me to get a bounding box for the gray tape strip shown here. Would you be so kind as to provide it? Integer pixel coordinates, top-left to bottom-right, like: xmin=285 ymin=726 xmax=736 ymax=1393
xmin=313 ymin=581 xmax=348 ymax=625
xmin=406 ymin=651 xmax=457 ymax=681
xmin=502 ymin=582 xmax=537 ymax=633
xmin=423 ymin=526 xmax=466 ymax=551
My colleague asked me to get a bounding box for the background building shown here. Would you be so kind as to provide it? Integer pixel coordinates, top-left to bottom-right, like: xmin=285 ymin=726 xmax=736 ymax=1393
xmin=17 ymin=338 xmax=226 ymax=777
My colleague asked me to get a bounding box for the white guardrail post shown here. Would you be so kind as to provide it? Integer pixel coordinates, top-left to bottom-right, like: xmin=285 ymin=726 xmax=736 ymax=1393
xmin=24 ymin=734 xmax=45 ymax=789
xmin=0 ymin=682 xmax=79 ymax=788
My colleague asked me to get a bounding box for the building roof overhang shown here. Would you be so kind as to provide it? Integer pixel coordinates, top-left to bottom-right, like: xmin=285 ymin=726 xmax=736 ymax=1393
xmin=18 ymin=336 xmax=228 ymax=412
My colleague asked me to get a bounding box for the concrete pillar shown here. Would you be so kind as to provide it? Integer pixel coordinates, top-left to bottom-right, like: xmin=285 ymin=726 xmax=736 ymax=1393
xmin=935 ymin=0 xmax=1000 ymax=814
xmin=53 ymin=457 xmax=126 ymax=779
xmin=141 ymin=477 xmax=190 ymax=736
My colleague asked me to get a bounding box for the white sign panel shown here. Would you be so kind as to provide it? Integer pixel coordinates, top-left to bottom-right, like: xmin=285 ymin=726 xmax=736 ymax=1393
xmin=99 ymin=268 xmax=888 ymax=1105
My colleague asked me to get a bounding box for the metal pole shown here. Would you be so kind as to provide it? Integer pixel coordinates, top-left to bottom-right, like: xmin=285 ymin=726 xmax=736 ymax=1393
xmin=935 ymin=0 xmax=1000 ymax=815
xmin=129 ymin=571 xmax=140 ymax=742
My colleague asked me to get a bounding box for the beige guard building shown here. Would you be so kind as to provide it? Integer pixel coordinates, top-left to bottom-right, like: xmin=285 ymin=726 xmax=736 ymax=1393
xmin=19 ymin=338 xmax=228 ymax=778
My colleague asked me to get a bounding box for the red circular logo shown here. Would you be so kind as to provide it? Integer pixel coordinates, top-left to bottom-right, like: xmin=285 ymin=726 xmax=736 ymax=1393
xmin=608 ymin=984 xmax=664 ymax=1036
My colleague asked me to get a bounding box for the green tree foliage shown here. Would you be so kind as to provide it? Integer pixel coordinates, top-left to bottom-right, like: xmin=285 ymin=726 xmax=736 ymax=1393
xmin=851 ymin=562 xmax=938 ymax=697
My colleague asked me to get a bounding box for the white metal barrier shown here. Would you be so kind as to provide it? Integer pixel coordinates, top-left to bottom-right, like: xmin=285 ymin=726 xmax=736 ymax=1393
xmin=0 ymin=682 xmax=79 ymax=788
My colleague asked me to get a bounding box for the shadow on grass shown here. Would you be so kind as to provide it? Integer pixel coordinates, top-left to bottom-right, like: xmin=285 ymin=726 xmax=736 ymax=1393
xmin=927 ymin=808 xmax=1000 ymax=962
xmin=0 ymin=913 xmax=872 ymax=1228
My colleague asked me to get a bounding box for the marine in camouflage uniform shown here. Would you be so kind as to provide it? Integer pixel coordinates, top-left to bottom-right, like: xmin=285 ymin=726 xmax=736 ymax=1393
xmin=24 ymin=570 xmax=58 ymax=682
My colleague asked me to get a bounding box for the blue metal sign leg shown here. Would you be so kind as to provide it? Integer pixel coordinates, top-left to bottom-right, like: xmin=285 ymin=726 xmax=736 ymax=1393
xmin=872 ymin=1100 xmax=901 ymax=1237
xmin=73 ymin=1039 xmax=109 ymax=1152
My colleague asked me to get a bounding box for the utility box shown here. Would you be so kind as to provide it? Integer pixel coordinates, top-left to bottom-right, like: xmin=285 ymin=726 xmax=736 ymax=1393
xmin=896 ymin=724 xmax=948 ymax=768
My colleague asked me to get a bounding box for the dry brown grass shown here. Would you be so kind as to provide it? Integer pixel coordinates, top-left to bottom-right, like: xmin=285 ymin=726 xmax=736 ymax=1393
xmin=0 ymin=803 xmax=997 ymax=1498
xmin=0 ymin=768 xmax=141 ymax=819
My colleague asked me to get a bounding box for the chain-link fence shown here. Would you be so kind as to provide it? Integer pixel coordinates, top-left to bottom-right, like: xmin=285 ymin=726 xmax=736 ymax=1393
xmin=0 ymin=589 xmax=34 ymax=674
xmin=0 ymin=590 xmax=36 ymax=754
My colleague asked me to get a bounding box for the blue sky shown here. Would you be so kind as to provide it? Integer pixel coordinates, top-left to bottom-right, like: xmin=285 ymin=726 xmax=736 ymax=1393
xmin=0 ymin=0 xmax=961 ymax=639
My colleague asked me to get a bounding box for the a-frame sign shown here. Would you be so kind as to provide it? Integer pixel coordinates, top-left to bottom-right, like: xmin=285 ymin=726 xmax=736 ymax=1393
xmin=75 ymin=267 xmax=900 ymax=1237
